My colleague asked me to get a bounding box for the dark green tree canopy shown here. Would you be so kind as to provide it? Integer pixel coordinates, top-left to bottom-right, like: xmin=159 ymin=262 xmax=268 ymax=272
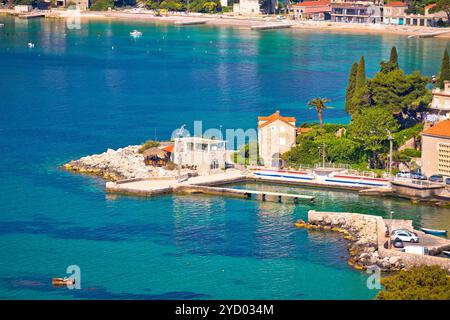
xmin=368 ymin=69 xmax=431 ymax=114
xmin=345 ymin=62 xmax=359 ymax=115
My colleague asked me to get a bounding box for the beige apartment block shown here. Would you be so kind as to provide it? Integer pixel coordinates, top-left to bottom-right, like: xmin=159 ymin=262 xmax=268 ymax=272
xmin=421 ymin=120 xmax=450 ymax=177
xmin=258 ymin=111 xmax=297 ymax=168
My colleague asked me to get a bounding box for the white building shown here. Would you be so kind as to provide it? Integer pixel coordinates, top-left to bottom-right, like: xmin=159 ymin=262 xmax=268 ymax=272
xmin=427 ymin=81 xmax=450 ymax=123
xmin=233 ymin=0 xmax=260 ymax=15
xmin=173 ymin=137 xmax=227 ymax=171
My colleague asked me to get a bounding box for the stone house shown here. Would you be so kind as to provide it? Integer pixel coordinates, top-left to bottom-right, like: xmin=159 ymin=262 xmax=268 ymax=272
xmin=426 ymin=80 xmax=450 ymax=124
xmin=290 ymin=0 xmax=331 ymax=20
xmin=383 ymin=1 xmax=408 ymax=25
xmin=258 ymin=111 xmax=297 ymax=168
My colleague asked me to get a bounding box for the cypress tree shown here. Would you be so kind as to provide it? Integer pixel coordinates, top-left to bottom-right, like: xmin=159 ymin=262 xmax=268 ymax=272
xmin=345 ymin=62 xmax=358 ymax=115
xmin=351 ymin=56 xmax=369 ymax=113
xmin=439 ymin=48 xmax=450 ymax=89
xmin=389 ymin=46 xmax=399 ymax=69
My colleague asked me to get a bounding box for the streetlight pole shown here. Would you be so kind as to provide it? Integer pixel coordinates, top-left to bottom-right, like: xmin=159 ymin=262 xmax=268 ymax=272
xmin=322 ymin=143 xmax=326 ymax=168
xmin=386 ymin=129 xmax=393 ymax=177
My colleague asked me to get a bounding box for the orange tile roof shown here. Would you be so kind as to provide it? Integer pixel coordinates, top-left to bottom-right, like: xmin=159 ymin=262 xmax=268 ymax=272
xmin=297 ymin=127 xmax=313 ymax=134
xmin=258 ymin=111 xmax=296 ymax=129
xmin=292 ymin=0 xmax=330 ymax=7
xmin=422 ymin=120 xmax=450 ymax=138
xmin=161 ymin=145 xmax=174 ymax=153
xmin=425 ymin=3 xmax=436 ymax=9
xmin=385 ymin=1 xmax=408 ymax=7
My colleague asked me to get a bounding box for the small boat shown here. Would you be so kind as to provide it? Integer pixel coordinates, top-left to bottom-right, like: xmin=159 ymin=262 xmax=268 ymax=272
xmin=407 ymin=35 xmax=415 ymax=39
xmin=443 ymin=251 xmax=450 ymax=257
xmin=130 ymin=30 xmax=142 ymax=38
xmin=420 ymin=227 xmax=448 ymax=236
xmin=52 ymin=277 xmax=75 ymax=287
xmin=27 ymin=42 xmax=35 ymax=48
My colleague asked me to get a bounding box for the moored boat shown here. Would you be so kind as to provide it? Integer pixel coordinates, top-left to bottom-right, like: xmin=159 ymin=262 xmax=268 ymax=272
xmin=52 ymin=277 xmax=75 ymax=287
xmin=130 ymin=30 xmax=143 ymax=38
xmin=420 ymin=227 xmax=448 ymax=236
xmin=443 ymin=251 xmax=450 ymax=257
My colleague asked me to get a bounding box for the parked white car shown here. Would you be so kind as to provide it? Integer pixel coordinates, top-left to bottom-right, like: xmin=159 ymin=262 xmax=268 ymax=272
xmin=392 ymin=230 xmax=419 ymax=243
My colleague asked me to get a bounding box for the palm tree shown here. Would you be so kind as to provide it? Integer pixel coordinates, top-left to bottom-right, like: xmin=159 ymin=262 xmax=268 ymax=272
xmin=307 ymin=97 xmax=333 ymax=128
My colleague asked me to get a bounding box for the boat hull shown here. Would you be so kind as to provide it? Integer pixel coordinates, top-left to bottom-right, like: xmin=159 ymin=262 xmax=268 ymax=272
xmin=420 ymin=228 xmax=448 ymax=236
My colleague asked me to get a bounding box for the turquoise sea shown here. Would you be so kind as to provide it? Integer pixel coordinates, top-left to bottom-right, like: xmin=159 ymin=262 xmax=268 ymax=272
xmin=0 ymin=16 xmax=449 ymax=299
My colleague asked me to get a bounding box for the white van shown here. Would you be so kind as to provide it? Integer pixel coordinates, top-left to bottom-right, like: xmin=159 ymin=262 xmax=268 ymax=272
xmin=403 ymin=246 xmax=428 ymax=255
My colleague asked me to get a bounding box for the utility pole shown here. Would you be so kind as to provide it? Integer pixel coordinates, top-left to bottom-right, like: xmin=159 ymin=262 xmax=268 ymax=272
xmin=176 ymin=124 xmax=186 ymax=183
xmin=322 ymin=143 xmax=326 ymax=168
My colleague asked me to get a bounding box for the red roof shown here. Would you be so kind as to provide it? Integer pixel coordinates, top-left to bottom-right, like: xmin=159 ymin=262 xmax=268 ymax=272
xmin=422 ymin=120 xmax=450 ymax=138
xmin=297 ymin=127 xmax=313 ymax=134
xmin=385 ymin=1 xmax=408 ymax=7
xmin=161 ymin=145 xmax=174 ymax=153
xmin=293 ymin=0 xmax=330 ymax=7
xmin=425 ymin=4 xmax=436 ymax=9
xmin=258 ymin=111 xmax=296 ymax=129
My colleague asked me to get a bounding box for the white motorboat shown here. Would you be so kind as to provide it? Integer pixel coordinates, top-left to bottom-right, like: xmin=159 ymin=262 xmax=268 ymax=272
xmin=130 ymin=30 xmax=143 ymax=38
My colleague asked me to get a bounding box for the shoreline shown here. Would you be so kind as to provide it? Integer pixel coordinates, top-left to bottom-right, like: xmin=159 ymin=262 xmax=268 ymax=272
xmin=2 ymin=9 xmax=450 ymax=39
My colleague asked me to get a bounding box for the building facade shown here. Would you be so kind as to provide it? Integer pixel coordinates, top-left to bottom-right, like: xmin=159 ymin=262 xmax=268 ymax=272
xmin=426 ymin=81 xmax=450 ymax=124
xmin=290 ymin=0 xmax=331 ymax=20
xmin=233 ymin=0 xmax=260 ymax=14
xmin=383 ymin=1 xmax=408 ymax=25
xmin=173 ymin=137 xmax=227 ymax=171
xmin=330 ymin=0 xmax=382 ymax=23
xmin=258 ymin=111 xmax=297 ymax=168
xmin=421 ymin=120 xmax=450 ymax=177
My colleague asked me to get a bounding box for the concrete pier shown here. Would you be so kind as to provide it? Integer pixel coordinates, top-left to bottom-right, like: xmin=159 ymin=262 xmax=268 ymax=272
xmin=18 ymin=13 xmax=45 ymax=19
xmin=251 ymin=23 xmax=292 ymax=31
xmin=174 ymin=20 xmax=208 ymax=26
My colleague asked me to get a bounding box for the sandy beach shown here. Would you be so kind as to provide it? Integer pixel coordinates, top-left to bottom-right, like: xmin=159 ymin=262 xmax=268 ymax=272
xmin=2 ymin=8 xmax=450 ymax=38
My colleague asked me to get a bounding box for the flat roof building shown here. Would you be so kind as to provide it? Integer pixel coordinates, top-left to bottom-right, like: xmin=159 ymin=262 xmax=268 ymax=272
xmin=421 ymin=120 xmax=450 ymax=177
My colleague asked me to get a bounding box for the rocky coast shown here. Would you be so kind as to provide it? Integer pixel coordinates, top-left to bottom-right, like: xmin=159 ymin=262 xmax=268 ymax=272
xmin=62 ymin=145 xmax=193 ymax=181
xmin=296 ymin=211 xmax=405 ymax=272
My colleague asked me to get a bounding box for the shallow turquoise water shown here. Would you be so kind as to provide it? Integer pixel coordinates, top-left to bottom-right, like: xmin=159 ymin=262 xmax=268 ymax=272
xmin=0 ymin=16 xmax=449 ymax=299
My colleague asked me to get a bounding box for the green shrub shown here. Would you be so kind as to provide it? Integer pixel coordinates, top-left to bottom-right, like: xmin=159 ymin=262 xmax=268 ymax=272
xmin=376 ymin=266 xmax=450 ymax=300
xmin=138 ymin=140 xmax=161 ymax=153
xmin=90 ymin=0 xmax=114 ymax=10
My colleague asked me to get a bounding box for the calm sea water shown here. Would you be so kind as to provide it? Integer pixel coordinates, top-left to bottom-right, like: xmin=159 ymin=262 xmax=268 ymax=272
xmin=0 ymin=16 xmax=449 ymax=299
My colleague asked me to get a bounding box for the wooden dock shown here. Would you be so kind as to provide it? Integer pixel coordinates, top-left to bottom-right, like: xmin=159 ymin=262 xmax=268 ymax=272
xmin=174 ymin=20 xmax=208 ymax=26
xmin=251 ymin=23 xmax=292 ymax=31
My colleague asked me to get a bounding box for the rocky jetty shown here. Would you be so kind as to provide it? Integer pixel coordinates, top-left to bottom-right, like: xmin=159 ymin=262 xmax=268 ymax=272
xmin=296 ymin=211 xmax=405 ymax=272
xmin=63 ymin=145 xmax=192 ymax=181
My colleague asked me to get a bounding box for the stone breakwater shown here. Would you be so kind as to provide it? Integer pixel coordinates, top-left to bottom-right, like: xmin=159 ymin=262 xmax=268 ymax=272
xmin=296 ymin=211 xmax=404 ymax=272
xmin=62 ymin=145 xmax=192 ymax=181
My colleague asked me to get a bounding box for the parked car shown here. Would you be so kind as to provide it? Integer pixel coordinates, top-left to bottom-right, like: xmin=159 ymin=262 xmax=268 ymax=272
xmin=403 ymin=246 xmax=429 ymax=255
xmin=392 ymin=229 xmax=418 ymax=237
xmin=392 ymin=230 xmax=419 ymax=243
xmin=396 ymin=171 xmax=411 ymax=178
xmin=429 ymin=174 xmax=444 ymax=183
xmin=445 ymin=178 xmax=450 ymax=185
xmin=393 ymin=238 xmax=404 ymax=248
xmin=410 ymin=172 xmax=427 ymax=180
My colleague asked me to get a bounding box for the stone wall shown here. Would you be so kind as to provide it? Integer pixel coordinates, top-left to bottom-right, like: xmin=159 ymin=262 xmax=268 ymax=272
xmin=305 ymin=210 xmax=450 ymax=272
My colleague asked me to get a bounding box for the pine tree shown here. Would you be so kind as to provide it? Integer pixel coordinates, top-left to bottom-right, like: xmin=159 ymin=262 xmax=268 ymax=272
xmin=351 ymin=56 xmax=369 ymax=113
xmin=389 ymin=46 xmax=399 ymax=69
xmin=439 ymin=48 xmax=450 ymax=89
xmin=345 ymin=62 xmax=358 ymax=115
xmin=380 ymin=46 xmax=399 ymax=73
